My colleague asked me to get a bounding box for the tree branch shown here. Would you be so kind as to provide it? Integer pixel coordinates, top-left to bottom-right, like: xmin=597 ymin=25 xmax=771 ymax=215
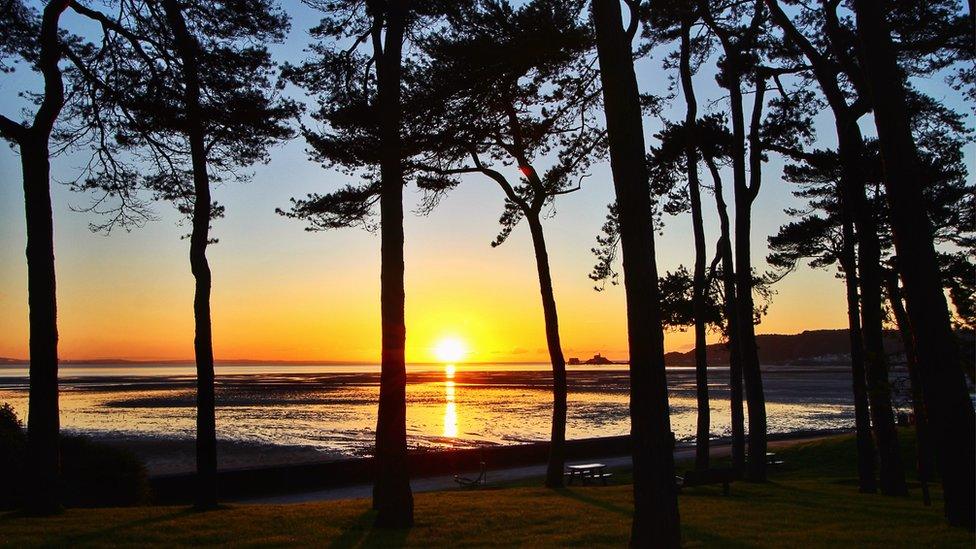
xmin=0 ymin=113 xmax=26 ymax=143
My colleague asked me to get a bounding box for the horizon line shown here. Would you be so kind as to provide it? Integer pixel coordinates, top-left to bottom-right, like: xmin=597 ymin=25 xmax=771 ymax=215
xmin=0 ymin=358 xmax=624 ymax=366
xmin=0 ymin=326 xmax=865 ymax=365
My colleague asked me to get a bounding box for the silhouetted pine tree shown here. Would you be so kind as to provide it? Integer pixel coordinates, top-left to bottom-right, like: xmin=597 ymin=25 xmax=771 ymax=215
xmin=0 ymin=0 xmax=77 ymax=515
xmin=849 ymin=6 xmax=976 ymax=524
xmin=64 ymin=0 xmax=296 ymax=510
xmin=643 ymin=0 xmax=715 ymax=471
xmin=697 ymin=0 xmax=824 ymax=482
xmin=590 ymin=117 xmax=775 ymax=472
xmin=407 ymin=0 xmax=603 ymax=489
xmin=279 ymin=0 xmax=460 ymax=528
xmin=697 ymin=0 xmax=773 ymax=481
xmin=694 ymin=114 xmax=747 ymax=470
xmin=765 ymin=0 xmax=909 ymax=496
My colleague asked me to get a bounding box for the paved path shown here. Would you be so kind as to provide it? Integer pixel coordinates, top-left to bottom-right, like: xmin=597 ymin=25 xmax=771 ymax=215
xmin=240 ymin=434 xmax=831 ymax=505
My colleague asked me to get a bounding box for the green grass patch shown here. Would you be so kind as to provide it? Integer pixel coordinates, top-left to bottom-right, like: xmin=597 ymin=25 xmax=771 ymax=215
xmin=1 ymin=432 xmax=972 ymax=547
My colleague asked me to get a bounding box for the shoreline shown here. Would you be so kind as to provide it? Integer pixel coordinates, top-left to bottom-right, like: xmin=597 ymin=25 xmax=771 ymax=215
xmin=149 ymin=428 xmax=852 ymax=503
xmin=77 ymin=426 xmax=854 ymax=478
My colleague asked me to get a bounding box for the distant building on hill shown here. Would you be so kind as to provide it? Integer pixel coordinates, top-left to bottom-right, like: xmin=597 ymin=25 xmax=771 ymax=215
xmin=569 ymin=353 xmax=615 ymax=365
xmin=567 ymin=353 xmax=612 ymax=365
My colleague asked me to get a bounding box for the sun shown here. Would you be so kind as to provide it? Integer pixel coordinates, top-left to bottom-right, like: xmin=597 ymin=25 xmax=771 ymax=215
xmin=433 ymin=336 xmax=468 ymax=363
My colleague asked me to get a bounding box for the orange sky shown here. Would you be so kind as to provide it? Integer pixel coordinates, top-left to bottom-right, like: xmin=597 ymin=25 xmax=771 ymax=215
xmin=0 ymin=154 xmax=850 ymax=364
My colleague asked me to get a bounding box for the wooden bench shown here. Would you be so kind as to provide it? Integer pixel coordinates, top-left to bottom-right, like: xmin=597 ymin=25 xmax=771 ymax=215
xmin=676 ymin=468 xmax=739 ymax=495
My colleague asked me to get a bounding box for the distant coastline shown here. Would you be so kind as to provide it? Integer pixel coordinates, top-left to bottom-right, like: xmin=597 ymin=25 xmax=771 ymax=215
xmin=6 ymin=327 xmax=958 ymax=368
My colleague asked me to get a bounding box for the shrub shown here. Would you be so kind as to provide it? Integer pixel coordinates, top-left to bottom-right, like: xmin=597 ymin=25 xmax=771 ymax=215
xmin=0 ymin=403 xmax=151 ymax=508
xmin=0 ymin=403 xmax=27 ymax=509
xmin=0 ymin=402 xmax=22 ymax=432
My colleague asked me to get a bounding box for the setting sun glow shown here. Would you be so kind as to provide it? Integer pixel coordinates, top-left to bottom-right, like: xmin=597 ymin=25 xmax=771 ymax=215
xmin=433 ymin=336 xmax=468 ymax=363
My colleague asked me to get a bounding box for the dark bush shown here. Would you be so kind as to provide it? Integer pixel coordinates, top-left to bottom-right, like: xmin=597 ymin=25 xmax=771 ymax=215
xmin=0 ymin=403 xmax=27 ymax=509
xmin=61 ymin=436 xmax=151 ymax=507
xmin=0 ymin=403 xmax=151 ymax=509
xmin=0 ymin=402 xmax=21 ymax=432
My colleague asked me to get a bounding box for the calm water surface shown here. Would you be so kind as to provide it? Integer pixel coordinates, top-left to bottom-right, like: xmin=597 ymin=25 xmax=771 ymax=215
xmin=0 ymin=363 xmax=865 ymax=458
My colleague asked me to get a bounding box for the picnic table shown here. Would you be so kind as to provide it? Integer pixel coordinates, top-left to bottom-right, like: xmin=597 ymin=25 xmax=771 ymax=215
xmin=565 ymin=463 xmax=613 ymax=485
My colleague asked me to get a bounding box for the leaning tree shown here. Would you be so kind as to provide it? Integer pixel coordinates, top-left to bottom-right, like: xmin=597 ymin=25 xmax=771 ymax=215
xmin=768 ymin=86 xmax=975 ymax=504
xmin=406 ymin=0 xmax=604 ymax=488
xmin=765 ymin=0 xmax=909 ymax=496
xmin=848 ymin=0 xmax=975 ymax=526
xmin=766 ymin=149 xmax=878 ymax=493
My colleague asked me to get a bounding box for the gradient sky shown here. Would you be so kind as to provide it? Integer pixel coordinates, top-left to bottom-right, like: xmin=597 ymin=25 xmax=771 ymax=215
xmin=0 ymin=4 xmax=971 ymax=363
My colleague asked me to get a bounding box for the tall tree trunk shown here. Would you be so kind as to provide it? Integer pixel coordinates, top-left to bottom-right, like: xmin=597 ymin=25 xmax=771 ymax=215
xmin=852 ymin=0 xmax=975 ymax=528
xmin=22 ymin=138 xmax=61 ymax=515
xmin=724 ymin=270 xmax=745 ymax=471
xmin=885 ymin=271 xmax=933 ymax=506
xmin=704 ymin=157 xmax=744 ymax=471
xmin=679 ymin=18 xmax=709 ymax=471
xmin=839 ymin=211 xmax=877 ymax=493
xmin=737 ymin=73 xmax=767 ymax=482
xmin=525 ymin=214 xmax=568 ymax=488
xmin=20 ymin=0 xmax=70 ymax=515
xmin=372 ymin=1 xmax=413 ymax=528
xmin=163 ymin=0 xmax=217 ymax=510
xmin=839 ymin=124 xmax=906 ymax=496
xmin=592 ymin=1 xmax=680 ymax=545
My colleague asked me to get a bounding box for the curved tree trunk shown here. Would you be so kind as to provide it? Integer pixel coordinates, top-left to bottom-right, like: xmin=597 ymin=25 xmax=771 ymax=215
xmin=704 ymin=157 xmax=744 ymax=471
xmin=372 ymin=1 xmax=413 ymax=528
xmin=839 ymin=211 xmax=877 ymax=493
xmin=733 ymin=73 xmax=767 ymax=482
xmin=885 ymin=271 xmax=933 ymax=506
xmin=525 ymin=215 xmax=568 ymax=488
xmin=162 ymin=0 xmax=217 ymax=510
xmin=765 ymin=0 xmax=891 ymax=495
xmin=679 ymin=18 xmax=709 ymax=471
xmin=852 ymin=0 xmax=974 ymax=527
xmin=592 ymin=0 xmax=680 ymax=545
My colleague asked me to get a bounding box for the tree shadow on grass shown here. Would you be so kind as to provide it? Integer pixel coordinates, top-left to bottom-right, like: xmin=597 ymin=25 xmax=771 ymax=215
xmin=681 ymin=524 xmax=751 ymax=548
xmin=58 ymin=508 xmax=197 ymax=545
xmin=328 ymin=509 xmax=410 ymax=549
xmin=553 ymin=487 xmax=632 ymax=517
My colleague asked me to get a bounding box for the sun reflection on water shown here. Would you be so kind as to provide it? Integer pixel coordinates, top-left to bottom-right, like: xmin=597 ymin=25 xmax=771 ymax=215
xmin=444 ymin=364 xmax=457 ymax=438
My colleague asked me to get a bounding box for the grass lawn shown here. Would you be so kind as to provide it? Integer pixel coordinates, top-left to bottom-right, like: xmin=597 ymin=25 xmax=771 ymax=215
xmin=1 ymin=432 xmax=972 ymax=547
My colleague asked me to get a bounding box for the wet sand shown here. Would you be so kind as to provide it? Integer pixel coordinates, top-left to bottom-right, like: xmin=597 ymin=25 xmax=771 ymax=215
xmin=0 ymin=364 xmax=896 ymax=476
xmin=94 ymin=434 xmax=341 ymax=476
